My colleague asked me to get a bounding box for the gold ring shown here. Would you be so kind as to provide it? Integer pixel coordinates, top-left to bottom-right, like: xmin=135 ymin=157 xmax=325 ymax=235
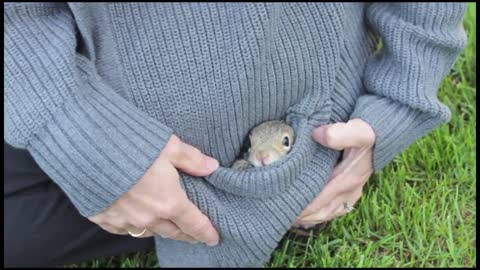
xmin=128 ymin=228 xmax=147 ymax=237
xmin=344 ymin=202 xmax=354 ymax=212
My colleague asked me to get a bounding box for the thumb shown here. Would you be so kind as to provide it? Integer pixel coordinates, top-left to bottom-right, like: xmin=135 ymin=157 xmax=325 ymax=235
xmin=163 ymin=135 xmax=219 ymax=176
xmin=312 ymin=119 xmax=375 ymax=150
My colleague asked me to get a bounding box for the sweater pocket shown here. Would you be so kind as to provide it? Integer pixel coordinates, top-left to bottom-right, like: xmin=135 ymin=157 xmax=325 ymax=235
xmin=201 ymin=3 xmax=345 ymax=197
xmin=203 ymin=100 xmax=332 ymax=198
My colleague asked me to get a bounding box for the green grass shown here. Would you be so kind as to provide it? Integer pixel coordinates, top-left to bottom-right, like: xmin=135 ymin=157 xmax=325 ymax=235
xmin=68 ymin=3 xmax=476 ymax=268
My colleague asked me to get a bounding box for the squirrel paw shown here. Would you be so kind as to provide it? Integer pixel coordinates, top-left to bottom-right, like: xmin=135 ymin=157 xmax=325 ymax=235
xmin=231 ymin=159 xmax=254 ymax=170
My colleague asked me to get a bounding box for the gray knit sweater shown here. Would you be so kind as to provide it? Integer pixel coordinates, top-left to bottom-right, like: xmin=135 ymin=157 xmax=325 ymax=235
xmin=4 ymin=2 xmax=467 ymax=267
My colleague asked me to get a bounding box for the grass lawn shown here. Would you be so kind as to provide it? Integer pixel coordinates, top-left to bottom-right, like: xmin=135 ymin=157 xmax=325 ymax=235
xmin=68 ymin=3 xmax=476 ymax=268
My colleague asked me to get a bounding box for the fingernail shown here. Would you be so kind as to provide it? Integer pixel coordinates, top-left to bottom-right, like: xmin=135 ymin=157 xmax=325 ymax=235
xmin=312 ymin=126 xmax=325 ymax=141
xmin=316 ymin=126 xmax=326 ymax=133
xmin=312 ymin=126 xmax=323 ymax=136
xmin=206 ymin=239 xmax=219 ymax=247
xmin=207 ymin=158 xmax=219 ymax=171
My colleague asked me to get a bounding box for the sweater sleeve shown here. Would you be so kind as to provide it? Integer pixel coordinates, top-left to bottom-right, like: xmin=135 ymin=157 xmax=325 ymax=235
xmin=4 ymin=3 xmax=173 ymax=217
xmin=349 ymin=3 xmax=467 ymax=171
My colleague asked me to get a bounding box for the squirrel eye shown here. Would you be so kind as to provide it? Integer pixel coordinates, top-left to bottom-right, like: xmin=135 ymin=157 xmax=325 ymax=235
xmin=282 ymin=136 xmax=290 ymax=147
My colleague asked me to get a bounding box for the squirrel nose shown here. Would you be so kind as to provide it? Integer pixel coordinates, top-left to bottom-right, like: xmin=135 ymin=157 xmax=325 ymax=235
xmin=258 ymin=152 xmax=270 ymax=166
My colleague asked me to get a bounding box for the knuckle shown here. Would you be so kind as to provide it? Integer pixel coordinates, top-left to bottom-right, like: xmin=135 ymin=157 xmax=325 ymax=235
xmin=169 ymin=144 xmax=183 ymax=160
xmin=167 ymin=202 xmax=181 ymax=216
xmin=164 ymin=136 xmax=183 ymax=158
xmin=153 ymin=203 xmax=169 ymax=218
xmin=158 ymin=201 xmax=181 ymax=218
xmin=164 ymin=229 xmax=182 ymax=239
xmin=105 ymin=215 xmax=128 ymax=229
xmin=355 ymin=119 xmax=376 ymax=145
xmin=361 ymin=134 xmax=375 ymax=146
xmin=324 ymin=125 xmax=345 ymax=148
xmin=152 ymin=204 xmax=167 ymax=217
xmin=116 ymin=221 xmax=130 ymax=230
xmin=132 ymin=217 xmax=153 ymax=229
xmin=190 ymin=146 xmax=201 ymax=156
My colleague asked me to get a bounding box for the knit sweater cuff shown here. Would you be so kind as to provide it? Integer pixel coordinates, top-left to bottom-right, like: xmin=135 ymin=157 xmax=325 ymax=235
xmin=350 ymin=94 xmax=449 ymax=172
xmin=26 ymin=60 xmax=173 ymax=217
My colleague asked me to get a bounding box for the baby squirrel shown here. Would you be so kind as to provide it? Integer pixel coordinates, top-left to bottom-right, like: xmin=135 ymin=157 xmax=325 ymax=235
xmin=232 ymin=120 xmax=321 ymax=233
xmin=232 ymin=120 xmax=295 ymax=170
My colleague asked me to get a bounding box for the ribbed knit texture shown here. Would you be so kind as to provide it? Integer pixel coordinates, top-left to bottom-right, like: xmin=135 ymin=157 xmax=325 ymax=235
xmin=4 ymin=2 xmax=467 ymax=267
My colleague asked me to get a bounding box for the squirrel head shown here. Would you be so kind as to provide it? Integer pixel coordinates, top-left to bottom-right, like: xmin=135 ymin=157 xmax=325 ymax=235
xmin=246 ymin=120 xmax=295 ymax=167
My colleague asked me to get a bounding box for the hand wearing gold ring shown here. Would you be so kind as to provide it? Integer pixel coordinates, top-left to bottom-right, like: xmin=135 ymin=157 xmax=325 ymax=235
xmin=88 ymin=135 xmax=220 ymax=246
xmin=295 ymin=119 xmax=375 ymax=226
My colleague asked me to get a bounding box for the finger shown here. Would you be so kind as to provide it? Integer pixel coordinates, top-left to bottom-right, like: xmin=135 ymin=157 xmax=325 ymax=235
xmin=297 ymin=188 xmax=334 ymax=220
xmin=303 ymin=205 xmax=345 ymax=225
xmin=141 ymin=230 xmax=155 ymax=238
xmin=170 ymin=200 xmax=220 ymax=246
xmin=299 ymin=183 xmax=361 ymax=224
xmin=173 ymin=233 xmax=199 ymax=244
xmin=332 ymin=193 xmax=358 ymax=219
xmin=164 ymin=135 xmax=219 ymax=176
xmin=89 ymin=213 xmax=131 ymax=235
xmin=350 ymin=186 xmax=364 ymax=204
xmin=147 ymin=219 xmax=179 ymax=237
xmin=88 ymin=214 xmax=106 ymax=225
xmin=312 ymin=119 xmax=375 ymax=150
xmin=97 ymin=223 xmax=129 ymax=235
xmin=305 ymin=150 xmax=373 ymax=214
xmin=298 ymin=146 xmax=373 ymax=220
xmin=332 ymin=204 xmax=349 ymax=219
xmin=297 ymin=174 xmax=370 ymax=221
xmin=299 ymin=196 xmax=344 ymax=225
xmin=147 ymin=219 xmax=197 ymax=243
xmin=330 ymin=147 xmax=373 ymax=180
xmin=324 ymin=186 xmax=364 ymax=221
xmin=297 ymin=171 xmax=356 ymax=219
xmin=296 ymin=208 xmax=328 ymax=225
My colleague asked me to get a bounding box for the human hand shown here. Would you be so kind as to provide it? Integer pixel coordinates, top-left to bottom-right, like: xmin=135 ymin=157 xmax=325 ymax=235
xmin=88 ymin=135 xmax=221 ymax=246
xmin=295 ymin=119 xmax=376 ymax=226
